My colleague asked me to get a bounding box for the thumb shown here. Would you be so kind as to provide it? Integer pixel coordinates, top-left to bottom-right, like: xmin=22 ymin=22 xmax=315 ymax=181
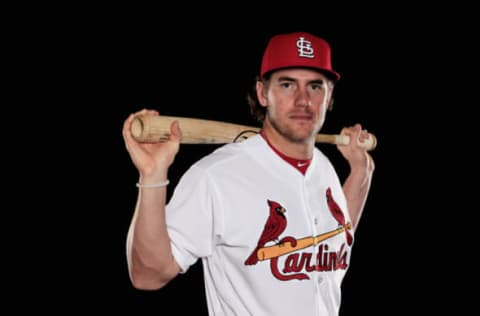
xmin=170 ymin=120 xmax=182 ymax=143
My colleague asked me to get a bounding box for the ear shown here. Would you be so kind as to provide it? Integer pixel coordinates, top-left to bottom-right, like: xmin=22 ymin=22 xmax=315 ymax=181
xmin=256 ymin=81 xmax=268 ymax=107
xmin=327 ymin=85 xmax=335 ymax=111
xmin=328 ymin=97 xmax=334 ymax=111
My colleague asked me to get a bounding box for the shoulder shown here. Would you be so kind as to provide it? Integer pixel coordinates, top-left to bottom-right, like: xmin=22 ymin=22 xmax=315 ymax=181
xmin=313 ymin=146 xmax=331 ymax=165
xmin=194 ymin=134 xmax=265 ymax=170
xmin=312 ymin=147 xmax=338 ymax=175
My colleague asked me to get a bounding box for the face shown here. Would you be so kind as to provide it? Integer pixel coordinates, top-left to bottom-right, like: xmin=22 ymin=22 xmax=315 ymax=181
xmin=257 ymin=68 xmax=333 ymax=143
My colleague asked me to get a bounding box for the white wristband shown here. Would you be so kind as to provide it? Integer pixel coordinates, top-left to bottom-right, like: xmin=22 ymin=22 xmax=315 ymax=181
xmin=136 ymin=180 xmax=170 ymax=188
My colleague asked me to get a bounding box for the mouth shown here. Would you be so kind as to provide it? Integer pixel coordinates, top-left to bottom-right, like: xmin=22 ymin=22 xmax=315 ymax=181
xmin=289 ymin=112 xmax=313 ymax=120
xmin=289 ymin=113 xmax=314 ymax=124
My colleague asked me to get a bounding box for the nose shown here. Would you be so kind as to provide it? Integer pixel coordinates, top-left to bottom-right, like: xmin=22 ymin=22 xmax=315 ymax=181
xmin=295 ymin=87 xmax=311 ymax=107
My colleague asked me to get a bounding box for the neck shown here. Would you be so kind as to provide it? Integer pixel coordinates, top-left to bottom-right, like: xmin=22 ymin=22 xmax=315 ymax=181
xmin=260 ymin=130 xmax=312 ymax=175
xmin=261 ymin=121 xmax=314 ymax=160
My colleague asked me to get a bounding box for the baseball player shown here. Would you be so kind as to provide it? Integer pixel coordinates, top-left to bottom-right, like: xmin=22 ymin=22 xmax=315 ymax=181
xmin=123 ymin=31 xmax=375 ymax=315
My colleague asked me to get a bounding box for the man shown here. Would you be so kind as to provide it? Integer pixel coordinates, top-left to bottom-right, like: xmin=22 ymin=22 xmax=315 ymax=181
xmin=122 ymin=31 xmax=375 ymax=315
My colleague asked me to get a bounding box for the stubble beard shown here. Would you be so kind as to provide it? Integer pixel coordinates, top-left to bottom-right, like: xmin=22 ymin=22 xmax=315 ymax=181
xmin=266 ymin=109 xmax=323 ymax=144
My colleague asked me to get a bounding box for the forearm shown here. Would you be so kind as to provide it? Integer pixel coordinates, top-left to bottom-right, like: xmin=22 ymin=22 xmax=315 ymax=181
xmin=126 ymin=181 xmax=180 ymax=290
xmin=342 ymin=162 xmax=374 ymax=230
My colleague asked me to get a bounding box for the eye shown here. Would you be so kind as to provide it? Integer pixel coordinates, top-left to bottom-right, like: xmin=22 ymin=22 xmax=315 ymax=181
xmin=310 ymin=83 xmax=324 ymax=91
xmin=280 ymin=82 xmax=292 ymax=89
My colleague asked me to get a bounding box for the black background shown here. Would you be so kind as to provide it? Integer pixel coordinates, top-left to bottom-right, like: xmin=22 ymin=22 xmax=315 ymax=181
xmin=13 ymin=5 xmax=473 ymax=315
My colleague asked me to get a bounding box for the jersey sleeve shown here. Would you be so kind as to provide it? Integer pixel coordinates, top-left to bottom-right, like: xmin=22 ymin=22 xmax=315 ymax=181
xmin=165 ymin=164 xmax=217 ymax=273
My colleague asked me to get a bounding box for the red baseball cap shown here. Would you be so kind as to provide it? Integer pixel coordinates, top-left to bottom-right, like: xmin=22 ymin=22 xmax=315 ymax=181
xmin=260 ymin=32 xmax=340 ymax=81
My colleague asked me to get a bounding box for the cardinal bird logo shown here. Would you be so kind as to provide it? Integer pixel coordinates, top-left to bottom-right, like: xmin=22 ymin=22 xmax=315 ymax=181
xmin=244 ymin=200 xmax=287 ymax=265
xmin=326 ymin=187 xmax=353 ymax=246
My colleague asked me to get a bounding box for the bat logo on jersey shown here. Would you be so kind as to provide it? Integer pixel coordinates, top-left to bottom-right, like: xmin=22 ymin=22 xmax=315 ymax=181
xmin=244 ymin=200 xmax=287 ymax=265
xmin=244 ymin=188 xmax=352 ymax=281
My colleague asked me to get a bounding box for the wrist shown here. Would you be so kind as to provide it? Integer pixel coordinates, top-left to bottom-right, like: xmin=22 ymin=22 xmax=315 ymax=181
xmin=136 ymin=179 xmax=170 ymax=188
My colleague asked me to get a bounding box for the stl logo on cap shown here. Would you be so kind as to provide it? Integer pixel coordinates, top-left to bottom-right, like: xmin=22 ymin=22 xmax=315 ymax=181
xmin=260 ymin=32 xmax=340 ymax=81
xmin=296 ymin=37 xmax=314 ymax=59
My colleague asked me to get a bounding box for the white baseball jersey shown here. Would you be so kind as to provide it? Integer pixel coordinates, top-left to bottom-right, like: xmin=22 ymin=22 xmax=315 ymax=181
xmin=166 ymin=134 xmax=353 ymax=316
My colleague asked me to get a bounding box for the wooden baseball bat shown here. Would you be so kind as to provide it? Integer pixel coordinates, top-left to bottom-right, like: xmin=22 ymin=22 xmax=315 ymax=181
xmin=130 ymin=114 xmax=377 ymax=151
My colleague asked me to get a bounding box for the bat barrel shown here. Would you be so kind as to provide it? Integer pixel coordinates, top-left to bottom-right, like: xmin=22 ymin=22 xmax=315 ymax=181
xmin=131 ymin=114 xmax=261 ymax=144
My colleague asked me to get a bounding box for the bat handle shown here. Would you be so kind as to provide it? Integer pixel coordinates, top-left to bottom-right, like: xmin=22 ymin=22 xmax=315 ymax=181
xmin=316 ymin=134 xmax=377 ymax=151
xmin=332 ymin=133 xmax=377 ymax=151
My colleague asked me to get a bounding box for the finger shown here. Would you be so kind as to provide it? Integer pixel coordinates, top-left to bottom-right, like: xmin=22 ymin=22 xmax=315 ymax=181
xmin=122 ymin=113 xmax=135 ymax=141
xmin=359 ymin=129 xmax=369 ymax=141
xmin=134 ymin=108 xmax=159 ymax=117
